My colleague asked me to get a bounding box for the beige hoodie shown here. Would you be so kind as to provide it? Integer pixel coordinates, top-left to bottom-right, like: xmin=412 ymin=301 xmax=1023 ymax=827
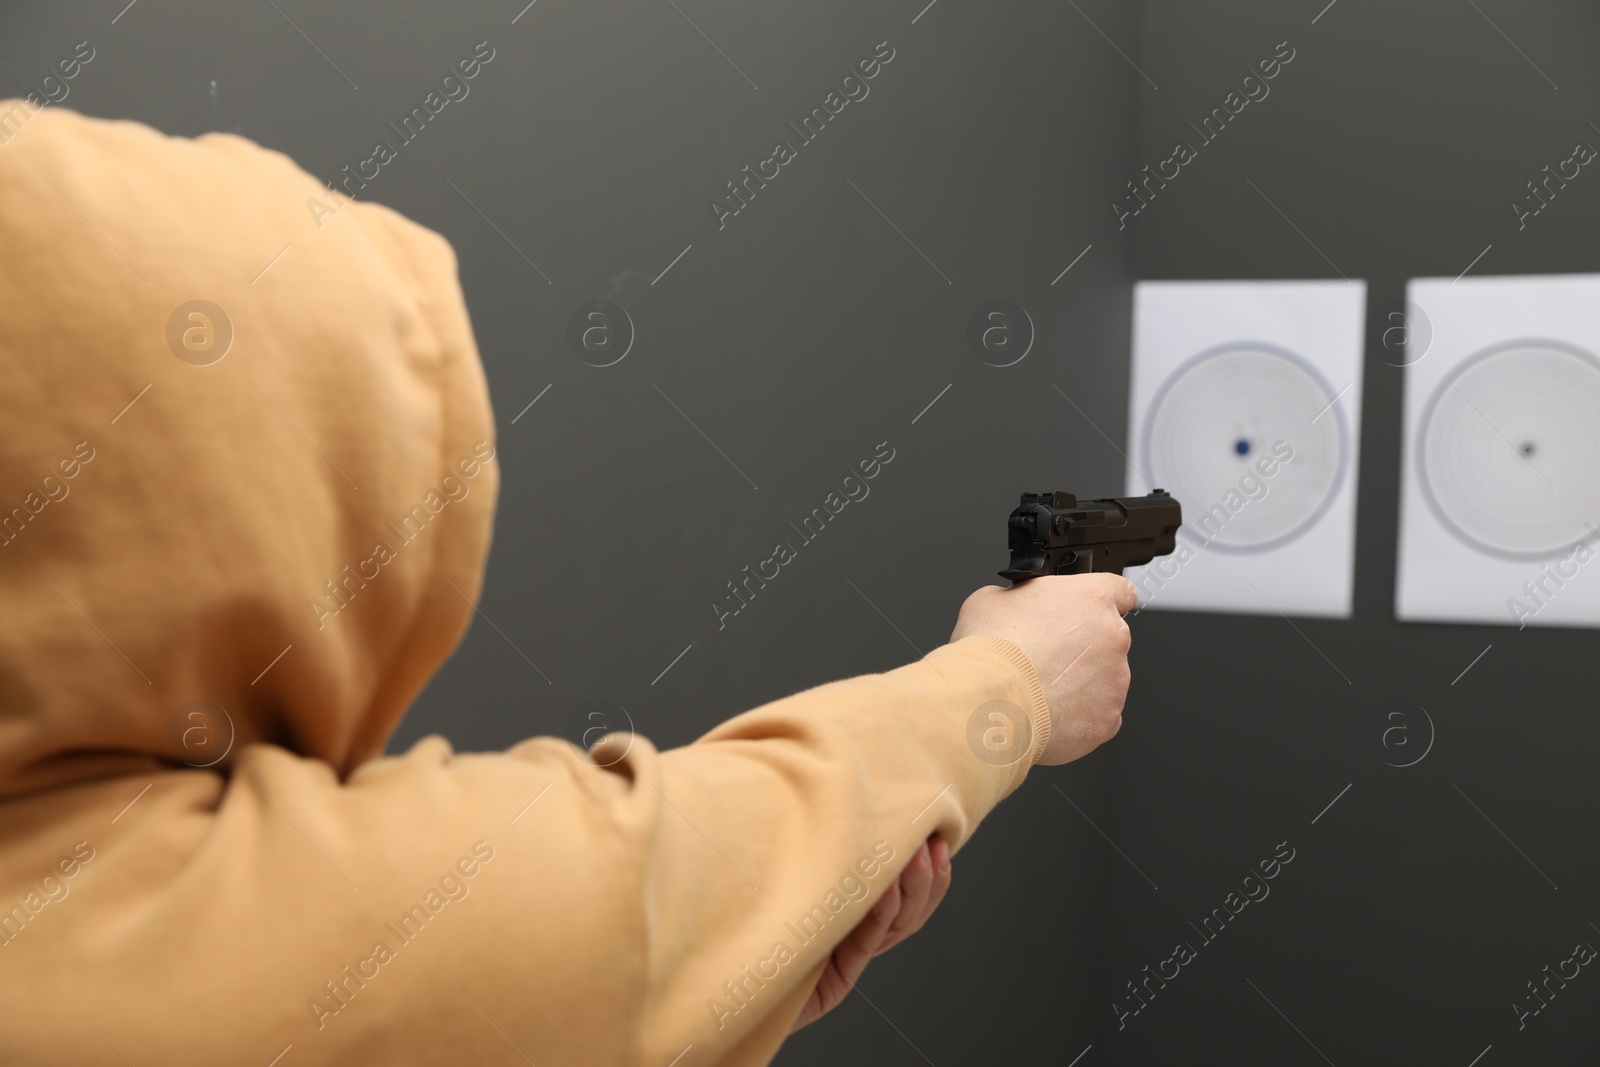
xmin=0 ymin=102 xmax=1052 ymax=1067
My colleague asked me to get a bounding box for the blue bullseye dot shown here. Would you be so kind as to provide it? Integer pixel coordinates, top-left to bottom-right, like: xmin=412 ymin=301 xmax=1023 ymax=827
xmin=1233 ymin=438 xmax=1251 ymax=456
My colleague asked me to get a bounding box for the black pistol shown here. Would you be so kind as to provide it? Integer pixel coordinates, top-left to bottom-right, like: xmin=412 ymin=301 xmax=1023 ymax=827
xmin=1000 ymin=490 xmax=1182 ymax=581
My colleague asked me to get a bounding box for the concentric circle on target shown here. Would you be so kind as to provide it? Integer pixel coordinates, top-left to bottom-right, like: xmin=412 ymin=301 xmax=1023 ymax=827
xmin=965 ymin=699 xmax=1033 ymax=767
xmin=1142 ymin=343 xmax=1348 ymax=552
xmin=1417 ymin=339 xmax=1600 ymax=559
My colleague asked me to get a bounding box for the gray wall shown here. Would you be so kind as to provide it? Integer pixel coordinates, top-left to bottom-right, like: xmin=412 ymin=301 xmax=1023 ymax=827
xmin=2 ymin=0 xmax=1142 ymax=1062
xmin=1114 ymin=1 xmax=1600 ymax=1063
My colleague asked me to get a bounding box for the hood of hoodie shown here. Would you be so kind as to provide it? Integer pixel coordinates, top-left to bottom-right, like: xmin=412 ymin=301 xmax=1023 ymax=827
xmin=0 ymin=101 xmax=497 ymax=799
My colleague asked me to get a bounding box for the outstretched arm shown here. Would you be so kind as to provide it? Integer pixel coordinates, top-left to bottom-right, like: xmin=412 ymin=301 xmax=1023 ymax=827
xmin=15 ymin=576 xmax=1133 ymax=1067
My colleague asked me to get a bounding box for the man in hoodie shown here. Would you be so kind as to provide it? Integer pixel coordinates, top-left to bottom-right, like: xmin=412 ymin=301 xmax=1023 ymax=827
xmin=0 ymin=104 xmax=1136 ymax=1066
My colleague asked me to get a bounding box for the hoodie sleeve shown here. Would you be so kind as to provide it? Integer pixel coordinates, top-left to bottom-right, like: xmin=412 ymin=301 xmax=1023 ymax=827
xmin=155 ymin=633 xmax=1049 ymax=1067
xmin=610 ymin=633 xmax=1050 ymax=1062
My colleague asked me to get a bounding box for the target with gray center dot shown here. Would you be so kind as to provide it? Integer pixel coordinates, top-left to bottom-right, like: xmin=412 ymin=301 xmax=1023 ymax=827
xmin=1142 ymin=343 xmax=1349 ymax=551
xmin=1417 ymin=340 xmax=1600 ymax=559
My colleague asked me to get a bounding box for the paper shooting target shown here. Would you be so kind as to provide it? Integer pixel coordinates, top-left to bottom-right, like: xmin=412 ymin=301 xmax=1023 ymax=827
xmin=1142 ymin=343 xmax=1348 ymax=552
xmin=1416 ymin=340 xmax=1600 ymax=559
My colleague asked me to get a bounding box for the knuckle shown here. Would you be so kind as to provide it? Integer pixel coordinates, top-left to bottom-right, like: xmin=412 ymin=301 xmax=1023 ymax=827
xmin=1095 ymin=611 xmax=1125 ymax=638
